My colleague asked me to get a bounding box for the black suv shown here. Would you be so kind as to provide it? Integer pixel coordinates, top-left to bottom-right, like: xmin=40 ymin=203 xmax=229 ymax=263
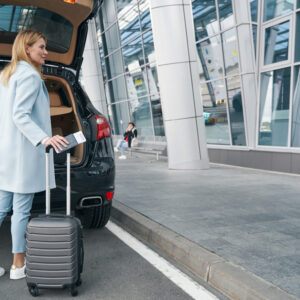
xmin=0 ymin=0 xmax=115 ymax=228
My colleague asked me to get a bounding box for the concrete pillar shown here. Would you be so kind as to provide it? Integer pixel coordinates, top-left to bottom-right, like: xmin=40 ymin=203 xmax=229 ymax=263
xmin=149 ymin=0 xmax=209 ymax=170
xmin=81 ymin=19 xmax=108 ymax=117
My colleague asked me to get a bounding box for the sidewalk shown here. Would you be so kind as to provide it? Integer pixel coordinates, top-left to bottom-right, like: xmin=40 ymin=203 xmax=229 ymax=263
xmin=112 ymin=154 xmax=300 ymax=300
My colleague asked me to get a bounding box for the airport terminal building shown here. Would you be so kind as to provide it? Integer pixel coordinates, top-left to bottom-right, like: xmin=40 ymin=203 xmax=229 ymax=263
xmin=79 ymin=0 xmax=300 ymax=172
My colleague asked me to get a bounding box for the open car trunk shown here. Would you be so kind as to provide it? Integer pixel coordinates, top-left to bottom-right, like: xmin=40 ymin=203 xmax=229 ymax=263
xmin=45 ymin=75 xmax=84 ymax=165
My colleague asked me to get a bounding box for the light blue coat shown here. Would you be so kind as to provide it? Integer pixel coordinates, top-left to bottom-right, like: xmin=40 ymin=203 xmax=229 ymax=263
xmin=0 ymin=61 xmax=55 ymax=193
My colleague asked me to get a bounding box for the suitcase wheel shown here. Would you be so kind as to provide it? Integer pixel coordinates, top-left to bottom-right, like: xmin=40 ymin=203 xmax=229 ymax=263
xmin=28 ymin=285 xmax=39 ymax=297
xmin=70 ymin=284 xmax=78 ymax=297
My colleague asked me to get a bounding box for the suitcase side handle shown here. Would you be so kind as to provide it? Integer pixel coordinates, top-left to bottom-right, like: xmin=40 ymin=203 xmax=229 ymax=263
xmin=45 ymin=146 xmax=71 ymax=216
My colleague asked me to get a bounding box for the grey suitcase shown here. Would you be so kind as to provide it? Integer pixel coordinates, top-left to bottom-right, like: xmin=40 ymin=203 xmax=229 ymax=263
xmin=26 ymin=148 xmax=84 ymax=297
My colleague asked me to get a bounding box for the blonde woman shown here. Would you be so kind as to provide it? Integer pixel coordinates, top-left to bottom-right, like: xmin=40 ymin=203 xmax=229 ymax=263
xmin=0 ymin=30 xmax=68 ymax=279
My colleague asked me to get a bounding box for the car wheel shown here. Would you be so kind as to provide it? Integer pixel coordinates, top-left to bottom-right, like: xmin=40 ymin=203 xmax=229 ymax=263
xmin=75 ymin=202 xmax=112 ymax=229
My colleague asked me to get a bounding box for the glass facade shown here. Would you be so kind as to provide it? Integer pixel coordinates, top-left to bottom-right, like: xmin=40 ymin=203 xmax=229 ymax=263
xmin=193 ymin=0 xmax=246 ymax=146
xmin=93 ymin=0 xmax=300 ymax=153
xmin=96 ymin=0 xmax=163 ymax=138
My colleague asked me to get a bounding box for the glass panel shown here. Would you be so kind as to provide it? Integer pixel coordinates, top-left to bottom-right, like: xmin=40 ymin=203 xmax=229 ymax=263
xmin=143 ymin=30 xmax=155 ymax=64
xmin=264 ymin=21 xmax=290 ymax=65
xmin=197 ymin=36 xmax=223 ymax=82
xmin=150 ymin=96 xmax=165 ymax=136
xmin=291 ymin=66 xmax=300 ymax=146
xmin=125 ymin=67 xmax=148 ymax=100
xmin=250 ymin=0 xmax=258 ymax=22
xmin=222 ymin=28 xmax=239 ymax=76
xmin=263 ymin=0 xmax=294 ymax=22
xmin=122 ymin=36 xmax=144 ymax=72
xmin=252 ymin=24 xmax=257 ymax=59
xmin=192 ymin=0 xmax=218 ymax=41
xmin=106 ymin=76 xmax=128 ymax=104
xmin=129 ymin=97 xmax=154 ymax=136
xmin=298 ymin=0 xmax=300 ymax=8
xmin=117 ymin=0 xmax=139 ymax=16
xmin=295 ymin=12 xmax=300 ymax=62
xmin=146 ymin=64 xmax=160 ymax=96
xmin=200 ymin=80 xmax=230 ymax=145
xmin=108 ymin=102 xmax=130 ymax=135
xmin=103 ymin=23 xmax=121 ymax=55
xmin=226 ymin=77 xmax=246 ymax=145
xmin=139 ymin=4 xmax=151 ymax=32
xmin=259 ymin=68 xmax=290 ymax=146
xmin=119 ymin=8 xmax=141 ymax=45
xmin=107 ymin=50 xmax=125 ymax=79
xmin=218 ymin=0 xmax=234 ymax=31
xmin=0 ymin=5 xmax=73 ymax=53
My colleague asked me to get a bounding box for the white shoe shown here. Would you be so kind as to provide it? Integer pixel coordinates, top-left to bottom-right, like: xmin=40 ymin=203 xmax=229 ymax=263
xmin=10 ymin=265 xmax=25 ymax=280
xmin=114 ymin=147 xmax=119 ymax=152
xmin=0 ymin=267 xmax=5 ymax=277
xmin=119 ymin=155 xmax=127 ymax=160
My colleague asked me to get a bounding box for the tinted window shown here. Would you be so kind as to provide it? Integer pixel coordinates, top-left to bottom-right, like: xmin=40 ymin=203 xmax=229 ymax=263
xmin=0 ymin=5 xmax=73 ymax=53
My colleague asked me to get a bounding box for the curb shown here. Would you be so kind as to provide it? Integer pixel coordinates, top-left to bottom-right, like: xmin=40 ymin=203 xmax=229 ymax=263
xmin=111 ymin=200 xmax=299 ymax=300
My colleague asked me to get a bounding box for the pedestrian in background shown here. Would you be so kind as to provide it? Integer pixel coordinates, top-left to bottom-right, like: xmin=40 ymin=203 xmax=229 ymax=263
xmin=0 ymin=29 xmax=68 ymax=279
xmin=114 ymin=122 xmax=137 ymax=159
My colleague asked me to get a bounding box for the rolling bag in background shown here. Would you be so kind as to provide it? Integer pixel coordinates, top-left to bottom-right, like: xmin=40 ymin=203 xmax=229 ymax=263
xmin=26 ymin=147 xmax=84 ymax=297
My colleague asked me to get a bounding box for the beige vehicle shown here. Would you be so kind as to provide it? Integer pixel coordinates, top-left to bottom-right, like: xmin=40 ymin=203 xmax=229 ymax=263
xmin=0 ymin=0 xmax=115 ymax=229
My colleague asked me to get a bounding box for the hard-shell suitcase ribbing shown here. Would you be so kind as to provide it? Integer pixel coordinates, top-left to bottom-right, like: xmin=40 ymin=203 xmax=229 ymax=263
xmin=26 ymin=148 xmax=84 ymax=297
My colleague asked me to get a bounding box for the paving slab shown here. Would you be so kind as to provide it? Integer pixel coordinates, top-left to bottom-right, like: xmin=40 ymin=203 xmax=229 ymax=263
xmin=112 ymin=155 xmax=300 ymax=299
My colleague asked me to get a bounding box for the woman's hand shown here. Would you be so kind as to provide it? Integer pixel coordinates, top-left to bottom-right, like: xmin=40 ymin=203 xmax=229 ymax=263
xmin=43 ymin=135 xmax=69 ymax=153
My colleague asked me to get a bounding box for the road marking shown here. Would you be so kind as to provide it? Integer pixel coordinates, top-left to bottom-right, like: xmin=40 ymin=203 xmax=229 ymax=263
xmin=107 ymin=221 xmax=219 ymax=300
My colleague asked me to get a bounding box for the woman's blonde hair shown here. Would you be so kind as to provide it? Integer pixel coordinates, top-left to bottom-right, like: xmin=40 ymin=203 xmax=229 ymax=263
xmin=1 ymin=29 xmax=46 ymax=86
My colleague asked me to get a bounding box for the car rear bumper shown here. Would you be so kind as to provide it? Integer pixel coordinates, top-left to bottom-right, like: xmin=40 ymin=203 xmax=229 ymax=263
xmin=32 ymin=159 xmax=115 ymax=213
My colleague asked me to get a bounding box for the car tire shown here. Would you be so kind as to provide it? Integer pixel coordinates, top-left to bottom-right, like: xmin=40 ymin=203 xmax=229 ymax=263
xmin=75 ymin=202 xmax=112 ymax=229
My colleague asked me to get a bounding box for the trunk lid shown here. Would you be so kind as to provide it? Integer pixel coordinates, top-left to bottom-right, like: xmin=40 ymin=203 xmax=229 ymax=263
xmin=0 ymin=0 xmax=101 ymax=72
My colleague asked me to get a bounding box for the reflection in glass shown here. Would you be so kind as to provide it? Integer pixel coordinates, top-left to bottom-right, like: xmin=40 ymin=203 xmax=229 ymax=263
xmin=192 ymin=0 xmax=218 ymax=41
xmin=218 ymin=0 xmax=234 ymax=30
xmin=250 ymin=0 xmax=258 ymax=22
xmin=103 ymin=23 xmax=121 ymax=57
xmin=222 ymin=29 xmax=239 ymax=76
xmin=119 ymin=10 xmax=140 ymax=45
xmin=117 ymin=0 xmax=139 ymax=16
xmin=264 ymin=21 xmax=290 ymax=65
xmin=226 ymin=77 xmax=246 ymax=145
xmin=197 ymin=36 xmax=223 ymax=82
xmin=146 ymin=65 xmax=160 ymax=96
xmin=122 ymin=36 xmax=144 ymax=72
xmin=108 ymin=50 xmax=125 ymax=79
xmin=252 ymin=25 xmax=257 ymax=59
xmin=108 ymin=102 xmax=131 ymax=135
xmin=150 ymin=96 xmax=164 ymax=136
xmin=143 ymin=30 xmax=155 ymax=64
xmin=125 ymin=68 xmax=148 ymax=101
xmin=139 ymin=5 xmax=151 ymax=31
xmin=200 ymin=80 xmax=230 ymax=145
xmin=0 ymin=5 xmax=73 ymax=53
xmin=259 ymin=68 xmax=290 ymax=146
xmin=106 ymin=76 xmax=128 ymax=104
xmin=291 ymin=66 xmax=300 ymax=146
xmin=129 ymin=97 xmax=154 ymax=136
xmin=295 ymin=13 xmax=300 ymax=62
xmin=263 ymin=0 xmax=293 ymax=22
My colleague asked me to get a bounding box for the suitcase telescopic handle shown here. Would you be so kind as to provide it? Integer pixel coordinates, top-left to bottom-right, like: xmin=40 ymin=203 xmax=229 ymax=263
xmin=45 ymin=146 xmax=71 ymax=216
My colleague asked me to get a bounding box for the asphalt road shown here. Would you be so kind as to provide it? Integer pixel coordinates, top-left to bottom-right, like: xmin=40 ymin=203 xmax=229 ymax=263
xmin=0 ymin=218 xmax=219 ymax=300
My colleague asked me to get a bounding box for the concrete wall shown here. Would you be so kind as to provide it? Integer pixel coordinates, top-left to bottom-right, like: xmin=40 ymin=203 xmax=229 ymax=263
xmin=208 ymin=148 xmax=300 ymax=174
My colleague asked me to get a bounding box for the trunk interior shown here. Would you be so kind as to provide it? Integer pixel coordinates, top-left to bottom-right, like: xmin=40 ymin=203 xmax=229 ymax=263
xmin=45 ymin=75 xmax=84 ymax=165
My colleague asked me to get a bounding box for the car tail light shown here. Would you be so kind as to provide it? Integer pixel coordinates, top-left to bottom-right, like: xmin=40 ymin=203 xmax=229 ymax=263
xmin=64 ymin=0 xmax=75 ymax=4
xmin=95 ymin=115 xmax=111 ymax=140
xmin=106 ymin=191 xmax=114 ymax=201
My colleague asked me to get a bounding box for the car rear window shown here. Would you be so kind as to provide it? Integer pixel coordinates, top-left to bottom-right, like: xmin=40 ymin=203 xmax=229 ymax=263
xmin=0 ymin=5 xmax=73 ymax=53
